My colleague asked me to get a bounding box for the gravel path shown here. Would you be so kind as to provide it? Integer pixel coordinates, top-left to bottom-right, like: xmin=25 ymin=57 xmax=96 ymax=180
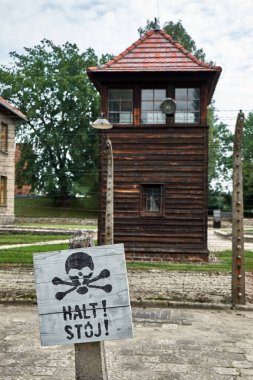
xmin=0 ymin=228 xmax=252 ymax=305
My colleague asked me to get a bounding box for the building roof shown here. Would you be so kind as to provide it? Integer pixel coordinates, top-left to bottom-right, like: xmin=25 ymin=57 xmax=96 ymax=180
xmin=0 ymin=96 xmax=27 ymax=121
xmin=88 ymin=29 xmax=222 ymax=73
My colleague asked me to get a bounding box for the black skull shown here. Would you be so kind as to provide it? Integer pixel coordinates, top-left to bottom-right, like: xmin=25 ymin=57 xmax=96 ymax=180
xmin=52 ymin=251 xmax=112 ymax=300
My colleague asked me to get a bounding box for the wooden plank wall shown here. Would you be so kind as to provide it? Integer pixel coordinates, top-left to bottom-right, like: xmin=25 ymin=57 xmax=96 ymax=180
xmin=98 ymin=126 xmax=209 ymax=262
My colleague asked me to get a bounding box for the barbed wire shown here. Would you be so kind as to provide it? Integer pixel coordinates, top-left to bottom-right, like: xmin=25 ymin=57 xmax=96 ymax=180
xmin=2 ymin=109 xmax=253 ymax=119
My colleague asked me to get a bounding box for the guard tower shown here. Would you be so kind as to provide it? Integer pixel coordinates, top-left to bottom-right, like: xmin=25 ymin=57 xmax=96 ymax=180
xmin=87 ymin=29 xmax=221 ymax=262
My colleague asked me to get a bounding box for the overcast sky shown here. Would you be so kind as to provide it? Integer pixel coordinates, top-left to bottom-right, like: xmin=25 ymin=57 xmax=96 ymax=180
xmin=1 ymin=0 xmax=253 ymax=127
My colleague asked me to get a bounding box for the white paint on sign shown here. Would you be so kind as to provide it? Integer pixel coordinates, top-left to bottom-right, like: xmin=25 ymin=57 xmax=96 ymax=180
xmin=33 ymin=244 xmax=133 ymax=346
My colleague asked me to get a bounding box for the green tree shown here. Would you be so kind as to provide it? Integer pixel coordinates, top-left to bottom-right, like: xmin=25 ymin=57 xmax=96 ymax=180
xmin=243 ymin=112 xmax=253 ymax=213
xmin=15 ymin=143 xmax=37 ymax=191
xmin=0 ymin=40 xmax=102 ymax=202
xmin=208 ymin=104 xmax=233 ymax=190
xmin=208 ymin=104 xmax=233 ymax=209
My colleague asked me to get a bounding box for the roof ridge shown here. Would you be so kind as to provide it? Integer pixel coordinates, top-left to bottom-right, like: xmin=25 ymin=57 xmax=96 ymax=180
xmin=99 ymin=29 xmax=221 ymax=71
xmin=88 ymin=29 xmax=221 ymax=73
xmin=102 ymin=29 xmax=158 ymax=69
xmin=159 ymin=30 xmax=221 ymax=71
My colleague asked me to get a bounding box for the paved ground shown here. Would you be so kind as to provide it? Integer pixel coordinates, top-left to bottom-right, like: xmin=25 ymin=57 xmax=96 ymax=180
xmin=0 ymin=304 xmax=253 ymax=380
xmin=208 ymin=229 xmax=253 ymax=252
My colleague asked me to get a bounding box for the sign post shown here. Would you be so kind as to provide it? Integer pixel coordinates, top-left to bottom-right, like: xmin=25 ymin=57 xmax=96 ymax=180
xmin=74 ymin=135 xmax=115 ymax=379
xmin=68 ymin=231 xmax=107 ymax=380
xmin=33 ymin=244 xmax=133 ymax=378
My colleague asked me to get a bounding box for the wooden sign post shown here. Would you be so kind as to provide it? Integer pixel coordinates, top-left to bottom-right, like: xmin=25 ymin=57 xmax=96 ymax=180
xmin=33 ymin=244 xmax=133 ymax=372
xmin=68 ymin=231 xmax=107 ymax=380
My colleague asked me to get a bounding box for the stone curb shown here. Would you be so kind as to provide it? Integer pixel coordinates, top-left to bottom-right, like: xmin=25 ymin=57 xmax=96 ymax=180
xmin=131 ymin=299 xmax=253 ymax=311
xmin=0 ymin=227 xmax=97 ymax=235
xmin=15 ymin=217 xmax=97 ymax=225
xmin=214 ymin=229 xmax=253 ymax=242
xmin=1 ymin=297 xmax=253 ymax=312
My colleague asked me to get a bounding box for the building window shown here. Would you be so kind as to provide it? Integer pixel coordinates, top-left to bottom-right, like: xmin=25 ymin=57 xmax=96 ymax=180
xmin=175 ymin=88 xmax=200 ymax=124
xmin=0 ymin=123 xmax=8 ymax=153
xmin=0 ymin=176 xmax=7 ymax=206
xmin=141 ymin=89 xmax=166 ymax=124
xmin=142 ymin=185 xmax=162 ymax=214
xmin=108 ymin=89 xmax=133 ymax=124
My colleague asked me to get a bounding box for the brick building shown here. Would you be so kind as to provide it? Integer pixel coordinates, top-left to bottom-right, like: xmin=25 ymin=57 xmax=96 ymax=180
xmin=0 ymin=96 xmax=26 ymax=224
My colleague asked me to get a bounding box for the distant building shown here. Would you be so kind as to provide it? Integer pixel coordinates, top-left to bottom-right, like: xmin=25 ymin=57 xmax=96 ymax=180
xmin=0 ymin=96 xmax=26 ymax=224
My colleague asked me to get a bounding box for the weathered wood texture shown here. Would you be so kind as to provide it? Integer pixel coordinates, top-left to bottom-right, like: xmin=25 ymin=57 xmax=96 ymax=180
xmin=33 ymin=244 xmax=133 ymax=346
xmin=232 ymin=112 xmax=246 ymax=305
xmin=98 ymin=126 xmax=209 ymax=261
xmin=88 ymin=33 xmax=220 ymax=263
xmin=104 ymin=138 xmax=114 ymax=245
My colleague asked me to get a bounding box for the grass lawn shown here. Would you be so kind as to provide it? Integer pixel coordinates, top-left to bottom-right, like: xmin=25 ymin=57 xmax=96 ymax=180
xmin=128 ymin=250 xmax=253 ymax=272
xmin=0 ymin=234 xmax=70 ymax=245
xmin=15 ymin=197 xmax=98 ymax=218
xmin=0 ymin=245 xmax=252 ymax=272
xmin=0 ymin=243 xmax=69 ymax=264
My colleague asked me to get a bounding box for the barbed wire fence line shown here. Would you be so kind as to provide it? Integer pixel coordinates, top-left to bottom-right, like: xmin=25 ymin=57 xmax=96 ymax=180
xmin=0 ymin=109 xmax=253 ymax=306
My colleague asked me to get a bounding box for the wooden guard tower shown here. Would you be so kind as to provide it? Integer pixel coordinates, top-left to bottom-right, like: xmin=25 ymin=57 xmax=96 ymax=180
xmin=87 ymin=29 xmax=221 ymax=262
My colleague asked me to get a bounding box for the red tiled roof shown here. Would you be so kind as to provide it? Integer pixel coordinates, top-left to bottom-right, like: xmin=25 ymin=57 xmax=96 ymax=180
xmin=0 ymin=96 xmax=27 ymax=121
xmin=88 ymin=29 xmax=222 ymax=73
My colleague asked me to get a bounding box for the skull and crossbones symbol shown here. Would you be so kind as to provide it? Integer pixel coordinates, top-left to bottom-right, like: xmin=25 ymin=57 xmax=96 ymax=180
xmin=52 ymin=251 xmax=112 ymax=300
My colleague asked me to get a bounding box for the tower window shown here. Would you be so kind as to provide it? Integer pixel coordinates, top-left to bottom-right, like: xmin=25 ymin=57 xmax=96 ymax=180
xmin=141 ymin=89 xmax=166 ymax=124
xmin=108 ymin=89 xmax=133 ymax=124
xmin=175 ymin=88 xmax=200 ymax=124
